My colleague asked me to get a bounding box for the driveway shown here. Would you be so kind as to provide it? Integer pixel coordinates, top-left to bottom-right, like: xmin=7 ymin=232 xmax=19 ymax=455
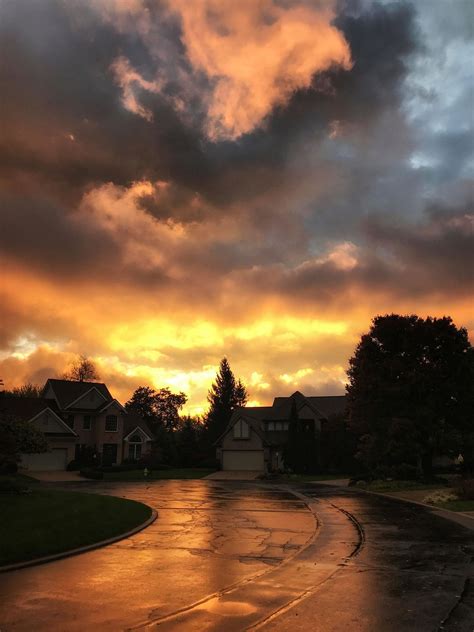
xmin=0 ymin=481 xmax=472 ymax=631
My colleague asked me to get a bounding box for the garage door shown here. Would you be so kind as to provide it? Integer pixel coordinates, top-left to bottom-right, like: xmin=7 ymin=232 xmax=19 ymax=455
xmin=22 ymin=449 xmax=68 ymax=471
xmin=222 ymin=450 xmax=264 ymax=471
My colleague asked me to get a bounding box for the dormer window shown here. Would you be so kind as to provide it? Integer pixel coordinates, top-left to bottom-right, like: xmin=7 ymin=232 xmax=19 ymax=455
xmin=105 ymin=415 xmax=118 ymax=432
xmin=233 ymin=419 xmax=249 ymax=439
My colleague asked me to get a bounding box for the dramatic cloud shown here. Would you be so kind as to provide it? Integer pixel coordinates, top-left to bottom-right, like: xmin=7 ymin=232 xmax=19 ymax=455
xmin=0 ymin=0 xmax=472 ymax=411
xmin=168 ymin=0 xmax=352 ymax=139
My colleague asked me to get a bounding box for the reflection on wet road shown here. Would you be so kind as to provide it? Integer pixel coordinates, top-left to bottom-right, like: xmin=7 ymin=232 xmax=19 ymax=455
xmin=0 ymin=481 xmax=472 ymax=631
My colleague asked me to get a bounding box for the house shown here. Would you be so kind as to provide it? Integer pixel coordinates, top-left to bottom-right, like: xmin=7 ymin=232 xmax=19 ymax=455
xmin=0 ymin=379 xmax=154 ymax=471
xmin=216 ymin=390 xmax=346 ymax=472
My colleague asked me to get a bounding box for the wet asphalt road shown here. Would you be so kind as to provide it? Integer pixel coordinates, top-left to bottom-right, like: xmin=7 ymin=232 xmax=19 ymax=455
xmin=0 ymin=480 xmax=472 ymax=631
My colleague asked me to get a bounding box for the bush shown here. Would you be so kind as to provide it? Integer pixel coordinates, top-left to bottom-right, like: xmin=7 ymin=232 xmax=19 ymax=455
xmin=79 ymin=468 xmax=103 ymax=480
xmin=455 ymin=478 xmax=474 ymax=500
xmin=0 ymin=478 xmax=24 ymax=493
xmin=66 ymin=459 xmax=80 ymax=471
xmin=196 ymin=457 xmax=219 ymax=469
xmin=390 ymin=463 xmax=419 ymax=481
xmin=99 ymin=463 xmax=139 ymax=473
xmin=0 ymin=460 xmax=18 ymax=475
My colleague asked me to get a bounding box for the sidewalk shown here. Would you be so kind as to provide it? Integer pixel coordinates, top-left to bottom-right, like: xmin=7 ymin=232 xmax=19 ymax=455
xmin=25 ymin=470 xmax=85 ymax=482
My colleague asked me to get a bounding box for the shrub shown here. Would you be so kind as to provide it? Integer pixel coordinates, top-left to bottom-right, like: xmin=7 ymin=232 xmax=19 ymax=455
xmin=0 ymin=478 xmax=24 ymax=493
xmin=66 ymin=459 xmax=80 ymax=471
xmin=79 ymin=468 xmax=103 ymax=480
xmin=196 ymin=457 xmax=219 ymax=470
xmin=390 ymin=463 xmax=419 ymax=481
xmin=99 ymin=463 xmax=139 ymax=473
xmin=455 ymin=478 xmax=474 ymax=500
xmin=0 ymin=460 xmax=18 ymax=475
xmin=423 ymin=490 xmax=458 ymax=504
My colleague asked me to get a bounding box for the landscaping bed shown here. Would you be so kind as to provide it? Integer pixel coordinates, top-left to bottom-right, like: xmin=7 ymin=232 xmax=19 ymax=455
xmin=100 ymin=467 xmax=215 ymax=481
xmin=0 ymin=486 xmax=152 ymax=566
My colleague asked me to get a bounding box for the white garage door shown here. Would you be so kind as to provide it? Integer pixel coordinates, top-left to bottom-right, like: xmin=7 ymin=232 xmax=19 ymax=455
xmin=222 ymin=450 xmax=264 ymax=471
xmin=22 ymin=449 xmax=68 ymax=471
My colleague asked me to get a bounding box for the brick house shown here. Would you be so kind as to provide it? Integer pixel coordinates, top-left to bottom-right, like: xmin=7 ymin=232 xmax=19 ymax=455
xmin=1 ymin=379 xmax=153 ymax=471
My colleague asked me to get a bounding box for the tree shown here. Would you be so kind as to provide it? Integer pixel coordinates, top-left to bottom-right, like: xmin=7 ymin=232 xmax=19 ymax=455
xmin=125 ymin=386 xmax=187 ymax=432
xmin=320 ymin=412 xmax=359 ymax=474
xmin=64 ymin=355 xmax=100 ymax=382
xmin=347 ymin=314 xmax=473 ymax=479
xmin=283 ymin=398 xmax=320 ymax=474
xmin=0 ymin=412 xmax=49 ymax=473
xmin=2 ymin=383 xmax=42 ymax=398
xmin=205 ymin=358 xmax=249 ymax=443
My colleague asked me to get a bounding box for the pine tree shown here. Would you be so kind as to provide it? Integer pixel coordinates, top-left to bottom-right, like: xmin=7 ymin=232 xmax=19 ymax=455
xmin=205 ymin=358 xmax=248 ymax=442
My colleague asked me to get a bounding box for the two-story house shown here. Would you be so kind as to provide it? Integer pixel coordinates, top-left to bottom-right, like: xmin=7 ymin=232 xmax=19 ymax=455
xmin=1 ymin=379 xmax=154 ymax=471
xmin=215 ymin=390 xmax=346 ymax=472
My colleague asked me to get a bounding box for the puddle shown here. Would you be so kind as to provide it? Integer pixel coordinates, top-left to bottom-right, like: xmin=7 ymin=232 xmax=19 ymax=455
xmin=196 ymin=597 xmax=257 ymax=616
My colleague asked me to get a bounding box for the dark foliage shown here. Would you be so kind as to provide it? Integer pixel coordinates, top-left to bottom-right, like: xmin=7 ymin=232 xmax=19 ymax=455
xmin=320 ymin=412 xmax=359 ymax=474
xmin=284 ymin=399 xmax=320 ymax=474
xmin=205 ymin=358 xmax=248 ymax=444
xmin=347 ymin=314 xmax=474 ymax=479
xmin=63 ymin=355 xmax=100 ymax=382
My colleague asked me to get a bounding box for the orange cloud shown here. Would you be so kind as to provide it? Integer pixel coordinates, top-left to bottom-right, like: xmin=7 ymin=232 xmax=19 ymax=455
xmin=170 ymin=0 xmax=351 ymax=139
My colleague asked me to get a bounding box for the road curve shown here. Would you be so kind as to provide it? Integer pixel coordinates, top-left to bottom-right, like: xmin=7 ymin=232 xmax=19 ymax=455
xmin=0 ymin=480 xmax=472 ymax=631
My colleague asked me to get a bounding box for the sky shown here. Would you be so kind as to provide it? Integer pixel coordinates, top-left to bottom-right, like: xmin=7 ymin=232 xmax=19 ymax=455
xmin=0 ymin=0 xmax=473 ymax=415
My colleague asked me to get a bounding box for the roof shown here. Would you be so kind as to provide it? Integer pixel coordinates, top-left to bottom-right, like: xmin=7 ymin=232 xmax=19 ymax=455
xmin=0 ymin=396 xmax=61 ymax=420
xmin=43 ymin=379 xmax=113 ymax=409
xmin=307 ymin=396 xmax=346 ymax=418
xmin=123 ymin=413 xmax=155 ymax=440
xmin=0 ymin=396 xmax=77 ymax=436
xmin=216 ymin=391 xmax=346 ymax=446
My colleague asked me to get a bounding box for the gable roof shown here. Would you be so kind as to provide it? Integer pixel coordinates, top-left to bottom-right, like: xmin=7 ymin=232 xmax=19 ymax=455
xmin=123 ymin=425 xmax=153 ymax=442
xmin=216 ymin=391 xmax=347 ymax=446
xmin=0 ymin=396 xmax=77 ymax=436
xmin=43 ymin=379 xmax=113 ymax=409
xmin=0 ymin=396 xmax=59 ymax=420
xmin=307 ymin=396 xmax=346 ymax=418
xmin=123 ymin=413 xmax=155 ymax=441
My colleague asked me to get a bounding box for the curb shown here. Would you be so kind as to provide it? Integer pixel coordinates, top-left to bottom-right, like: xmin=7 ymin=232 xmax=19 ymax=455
xmin=0 ymin=508 xmax=157 ymax=573
xmin=349 ymin=487 xmax=474 ymax=532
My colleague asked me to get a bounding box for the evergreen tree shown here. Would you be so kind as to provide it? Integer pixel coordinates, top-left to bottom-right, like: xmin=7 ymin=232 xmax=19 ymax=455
xmin=205 ymin=358 xmax=248 ymax=442
xmin=283 ymin=398 xmax=320 ymax=474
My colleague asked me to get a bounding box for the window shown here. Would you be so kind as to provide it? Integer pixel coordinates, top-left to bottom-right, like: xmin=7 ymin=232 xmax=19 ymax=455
xmin=233 ymin=419 xmax=249 ymax=439
xmin=105 ymin=415 xmax=118 ymax=432
xmin=129 ymin=443 xmax=142 ymax=460
xmin=282 ymin=422 xmax=289 ymax=431
xmin=66 ymin=414 xmax=75 ymax=429
xmin=267 ymin=421 xmax=275 ymax=431
xmin=83 ymin=415 xmax=91 ymax=430
xmin=128 ymin=432 xmax=143 ymax=461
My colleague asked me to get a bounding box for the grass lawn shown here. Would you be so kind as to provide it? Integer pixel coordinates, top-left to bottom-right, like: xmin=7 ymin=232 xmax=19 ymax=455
xmin=281 ymin=473 xmax=351 ymax=483
xmin=0 ymin=488 xmax=152 ymax=566
xmin=102 ymin=468 xmax=215 ymax=481
xmin=361 ymin=479 xmax=449 ymax=493
xmin=435 ymin=499 xmax=474 ymax=513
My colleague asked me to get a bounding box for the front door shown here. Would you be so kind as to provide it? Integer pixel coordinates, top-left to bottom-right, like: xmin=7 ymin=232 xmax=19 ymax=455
xmin=102 ymin=443 xmax=118 ymax=466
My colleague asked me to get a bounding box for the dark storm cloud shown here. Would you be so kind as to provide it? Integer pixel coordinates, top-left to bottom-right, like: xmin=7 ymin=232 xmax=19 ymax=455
xmin=0 ymin=0 xmax=472 ymax=327
xmin=0 ymin=0 xmax=421 ymax=213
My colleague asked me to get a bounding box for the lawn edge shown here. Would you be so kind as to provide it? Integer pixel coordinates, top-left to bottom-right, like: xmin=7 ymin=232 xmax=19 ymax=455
xmin=351 ymin=486 xmax=474 ymax=532
xmin=0 ymin=507 xmax=157 ymax=573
